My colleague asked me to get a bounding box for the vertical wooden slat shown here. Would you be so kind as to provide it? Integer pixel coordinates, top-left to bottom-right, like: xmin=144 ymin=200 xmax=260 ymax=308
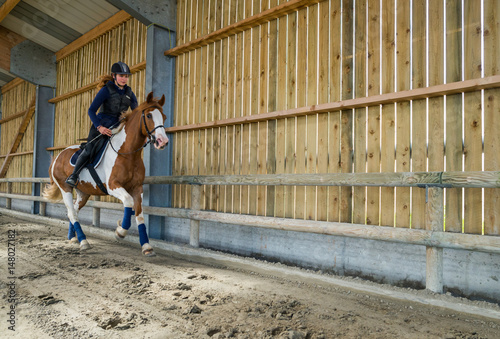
xmin=317 ymin=0 xmax=329 ymax=222
xmin=353 ymin=0 xmax=366 ymax=225
xmin=366 ymin=0 xmax=380 ymax=226
xmin=380 ymin=0 xmax=396 ymax=227
xmin=463 ymin=1 xmax=482 ymax=234
xmin=225 ymin=0 xmax=237 ymax=213
xmin=275 ymin=0 xmax=288 ymax=218
xmin=483 ymin=0 xmax=500 ymax=236
xmin=445 ymin=0 xmax=462 ymax=233
xmin=240 ymin=0 xmax=252 ymax=215
xmin=295 ymin=7 xmax=307 ymax=220
xmin=411 ymin=0 xmax=427 ymax=229
xmin=395 ymin=0 xmax=410 ymax=228
xmin=258 ymin=0 xmax=270 ymax=217
xmin=220 ymin=1 xmax=229 ymax=213
xmin=211 ymin=0 xmax=222 ymax=212
xmin=205 ymin=0 xmax=215 ymax=210
xmin=340 ymin=0 xmax=353 ymax=223
xmin=328 ymin=0 xmax=341 ymax=222
xmin=233 ymin=0 xmax=244 ymax=214
xmin=306 ymin=4 xmax=318 ymax=221
xmin=249 ymin=0 xmax=260 ymax=216
xmin=285 ymin=10 xmax=297 ymax=219
xmin=266 ymin=0 xmax=279 ymax=218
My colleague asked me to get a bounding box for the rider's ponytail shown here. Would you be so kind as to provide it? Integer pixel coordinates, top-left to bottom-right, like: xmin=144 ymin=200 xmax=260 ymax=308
xmin=97 ymin=74 xmax=113 ymax=89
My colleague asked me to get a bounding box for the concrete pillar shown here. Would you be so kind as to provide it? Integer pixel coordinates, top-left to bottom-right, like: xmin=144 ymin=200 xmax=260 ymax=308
xmin=142 ymin=24 xmax=176 ymax=240
xmin=32 ymin=86 xmax=55 ymax=214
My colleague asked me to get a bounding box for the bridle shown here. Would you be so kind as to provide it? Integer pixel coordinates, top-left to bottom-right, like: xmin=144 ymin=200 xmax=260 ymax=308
xmin=109 ymin=108 xmax=165 ymax=155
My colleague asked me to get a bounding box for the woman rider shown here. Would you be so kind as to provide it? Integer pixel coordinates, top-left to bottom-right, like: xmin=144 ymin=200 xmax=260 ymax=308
xmin=66 ymin=61 xmax=138 ymax=187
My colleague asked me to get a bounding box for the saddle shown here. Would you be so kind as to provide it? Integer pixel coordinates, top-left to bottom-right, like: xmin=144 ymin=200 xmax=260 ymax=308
xmin=70 ymin=139 xmax=110 ymax=194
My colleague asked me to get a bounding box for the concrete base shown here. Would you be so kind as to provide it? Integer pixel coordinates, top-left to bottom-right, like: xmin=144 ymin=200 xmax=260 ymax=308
xmin=1 ymin=199 xmax=499 ymax=303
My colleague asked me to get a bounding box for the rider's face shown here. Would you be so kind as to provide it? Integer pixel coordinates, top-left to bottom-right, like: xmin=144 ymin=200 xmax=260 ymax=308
xmin=114 ymin=74 xmax=129 ymax=87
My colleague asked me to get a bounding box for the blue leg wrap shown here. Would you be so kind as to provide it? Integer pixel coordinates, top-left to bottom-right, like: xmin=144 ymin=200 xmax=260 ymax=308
xmin=138 ymin=224 xmax=149 ymax=246
xmin=72 ymin=222 xmax=86 ymax=242
xmin=121 ymin=207 xmax=134 ymax=230
xmin=68 ymin=222 xmax=76 ymax=240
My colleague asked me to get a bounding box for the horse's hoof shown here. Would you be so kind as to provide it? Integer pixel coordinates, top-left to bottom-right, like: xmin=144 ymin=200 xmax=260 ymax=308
xmin=80 ymin=239 xmax=91 ymax=250
xmin=68 ymin=237 xmax=79 ymax=244
xmin=142 ymin=243 xmax=156 ymax=257
xmin=115 ymin=225 xmax=127 ymax=241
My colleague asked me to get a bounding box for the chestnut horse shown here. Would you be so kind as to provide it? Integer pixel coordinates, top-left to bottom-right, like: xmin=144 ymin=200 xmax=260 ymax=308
xmin=43 ymin=92 xmax=168 ymax=256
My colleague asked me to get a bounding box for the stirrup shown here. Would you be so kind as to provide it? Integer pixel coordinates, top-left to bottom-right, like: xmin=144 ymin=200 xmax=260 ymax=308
xmin=65 ymin=175 xmax=79 ymax=188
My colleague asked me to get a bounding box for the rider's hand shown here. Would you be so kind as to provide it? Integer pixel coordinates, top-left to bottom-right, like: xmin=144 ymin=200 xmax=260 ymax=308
xmin=97 ymin=125 xmax=112 ymax=136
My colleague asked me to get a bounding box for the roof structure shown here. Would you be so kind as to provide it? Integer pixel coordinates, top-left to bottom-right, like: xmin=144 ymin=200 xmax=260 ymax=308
xmin=0 ymin=0 xmax=119 ymax=87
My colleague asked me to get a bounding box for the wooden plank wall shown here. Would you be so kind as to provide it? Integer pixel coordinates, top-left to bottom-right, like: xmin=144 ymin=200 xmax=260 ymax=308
xmin=170 ymin=0 xmax=498 ymax=236
xmin=53 ymin=18 xmax=147 ymax=202
xmin=0 ymin=80 xmax=36 ymax=194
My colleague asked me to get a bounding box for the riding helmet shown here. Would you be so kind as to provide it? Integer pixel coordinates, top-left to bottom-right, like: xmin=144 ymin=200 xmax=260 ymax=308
xmin=111 ymin=61 xmax=131 ymax=75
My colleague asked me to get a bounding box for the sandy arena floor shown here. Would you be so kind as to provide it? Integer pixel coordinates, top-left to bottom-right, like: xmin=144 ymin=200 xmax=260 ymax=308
xmin=1 ymin=213 xmax=500 ymax=339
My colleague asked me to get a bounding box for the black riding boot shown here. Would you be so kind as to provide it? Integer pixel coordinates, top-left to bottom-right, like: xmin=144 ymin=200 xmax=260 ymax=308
xmin=65 ymin=148 xmax=92 ymax=188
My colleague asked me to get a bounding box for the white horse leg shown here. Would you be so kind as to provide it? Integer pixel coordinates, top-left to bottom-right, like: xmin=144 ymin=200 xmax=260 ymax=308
xmin=67 ymin=189 xmax=85 ymax=244
xmin=62 ymin=191 xmax=90 ymax=250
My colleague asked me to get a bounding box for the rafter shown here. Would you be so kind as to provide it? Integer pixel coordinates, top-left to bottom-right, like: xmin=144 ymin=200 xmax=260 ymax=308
xmin=0 ymin=0 xmax=21 ymax=23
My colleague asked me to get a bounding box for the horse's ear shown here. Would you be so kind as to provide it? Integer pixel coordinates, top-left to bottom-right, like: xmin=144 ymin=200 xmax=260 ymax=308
xmin=146 ymin=92 xmax=154 ymax=103
xmin=159 ymin=94 xmax=165 ymax=107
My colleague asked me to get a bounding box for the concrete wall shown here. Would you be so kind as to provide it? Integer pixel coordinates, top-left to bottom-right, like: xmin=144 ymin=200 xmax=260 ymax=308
xmin=2 ymin=197 xmax=499 ymax=304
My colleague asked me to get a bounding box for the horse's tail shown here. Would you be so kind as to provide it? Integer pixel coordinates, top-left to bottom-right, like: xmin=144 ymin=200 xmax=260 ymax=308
xmin=42 ymin=157 xmax=62 ymax=202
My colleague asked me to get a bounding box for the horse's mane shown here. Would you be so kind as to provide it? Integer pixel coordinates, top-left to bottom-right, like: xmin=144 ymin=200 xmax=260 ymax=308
xmin=115 ymin=97 xmax=164 ymax=131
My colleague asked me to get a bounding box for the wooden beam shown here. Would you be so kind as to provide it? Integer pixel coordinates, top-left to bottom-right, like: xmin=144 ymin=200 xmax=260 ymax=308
xmin=55 ymin=10 xmax=132 ymax=61
xmin=0 ymin=150 xmax=33 ymax=158
xmin=0 ymin=110 xmax=25 ymax=124
xmin=48 ymin=60 xmax=146 ymax=103
xmin=0 ymin=95 xmax=36 ymax=178
xmin=45 ymin=144 xmax=73 ymax=151
xmin=143 ymin=171 xmax=500 ymax=189
xmin=164 ymin=0 xmax=325 ymax=56
xmin=0 ymin=0 xmax=20 ymax=23
xmin=1 ymin=77 xmax=24 ymax=93
xmin=165 ymin=75 xmax=500 ymax=133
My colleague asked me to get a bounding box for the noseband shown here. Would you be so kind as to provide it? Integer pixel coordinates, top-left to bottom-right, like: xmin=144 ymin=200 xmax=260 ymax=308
xmin=109 ymin=109 xmax=165 ymax=155
xmin=141 ymin=111 xmax=165 ymax=146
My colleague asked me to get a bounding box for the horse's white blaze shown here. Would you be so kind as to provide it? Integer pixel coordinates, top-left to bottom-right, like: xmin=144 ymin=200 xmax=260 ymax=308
xmin=150 ymin=108 xmax=168 ymax=149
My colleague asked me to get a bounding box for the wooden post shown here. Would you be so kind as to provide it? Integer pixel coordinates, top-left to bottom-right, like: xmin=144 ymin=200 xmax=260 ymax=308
xmin=6 ymin=182 xmax=12 ymax=209
xmin=190 ymin=185 xmax=202 ymax=247
xmin=93 ymin=196 xmax=101 ymax=227
xmin=425 ymin=186 xmax=444 ymax=293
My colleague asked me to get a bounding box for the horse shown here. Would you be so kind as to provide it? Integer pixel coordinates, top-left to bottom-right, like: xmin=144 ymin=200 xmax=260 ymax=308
xmin=43 ymin=92 xmax=168 ymax=256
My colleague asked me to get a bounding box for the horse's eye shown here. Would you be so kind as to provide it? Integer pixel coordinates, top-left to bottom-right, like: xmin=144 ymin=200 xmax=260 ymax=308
xmin=147 ymin=113 xmax=153 ymax=119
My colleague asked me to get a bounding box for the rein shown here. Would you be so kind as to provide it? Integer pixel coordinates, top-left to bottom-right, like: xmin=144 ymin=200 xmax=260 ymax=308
xmin=109 ymin=110 xmax=164 ymax=155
